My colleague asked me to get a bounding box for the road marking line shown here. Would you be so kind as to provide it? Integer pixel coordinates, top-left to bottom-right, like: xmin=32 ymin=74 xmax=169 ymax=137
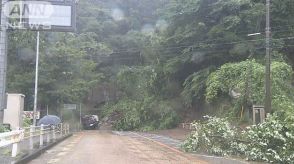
xmin=129 ymin=132 xmax=208 ymax=164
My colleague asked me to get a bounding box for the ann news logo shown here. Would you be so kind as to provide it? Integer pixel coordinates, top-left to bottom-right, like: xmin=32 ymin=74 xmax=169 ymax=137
xmin=4 ymin=1 xmax=54 ymax=30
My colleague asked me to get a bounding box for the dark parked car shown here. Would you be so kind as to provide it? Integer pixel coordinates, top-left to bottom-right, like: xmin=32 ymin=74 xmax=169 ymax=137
xmin=82 ymin=115 xmax=99 ymax=130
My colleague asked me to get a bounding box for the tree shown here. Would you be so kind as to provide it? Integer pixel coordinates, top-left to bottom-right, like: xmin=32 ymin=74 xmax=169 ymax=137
xmin=7 ymin=31 xmax=102 ymax=111
xmin=206 ymin=60 xmax=294 ymax=115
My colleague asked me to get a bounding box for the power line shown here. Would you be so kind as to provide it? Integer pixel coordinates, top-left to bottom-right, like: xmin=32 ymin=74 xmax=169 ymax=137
xmin=107 ymin=27 xmax=294 ymax=54
xmin=108 ymin=36 xmax=294 ymax=55
xmin=99 ymin=47 xmax=269 ymax=61
xmin=111 ymin=38 xmax=261 ymax=53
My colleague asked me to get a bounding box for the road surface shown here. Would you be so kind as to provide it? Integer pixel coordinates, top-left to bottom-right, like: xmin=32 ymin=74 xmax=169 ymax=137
xmin=29 ymin=131 xmax=208 ymax=164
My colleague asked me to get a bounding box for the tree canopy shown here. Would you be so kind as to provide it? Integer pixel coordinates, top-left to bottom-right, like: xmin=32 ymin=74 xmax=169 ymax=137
xmin=6 ymin=0 xmax=294 ymax=128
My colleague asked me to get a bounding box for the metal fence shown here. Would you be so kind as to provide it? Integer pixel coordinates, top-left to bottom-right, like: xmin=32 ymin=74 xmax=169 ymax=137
xmin=0 ymin=123 xmax=70 ymax=162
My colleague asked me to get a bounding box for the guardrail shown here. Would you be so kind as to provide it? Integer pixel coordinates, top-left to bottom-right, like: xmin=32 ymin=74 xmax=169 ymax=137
xmin=0 ymin=123 xmax=70 ymax=158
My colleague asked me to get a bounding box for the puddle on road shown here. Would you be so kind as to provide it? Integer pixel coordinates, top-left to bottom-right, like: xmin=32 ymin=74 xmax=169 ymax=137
xmin=47 ymin=158 xmax=60 ymax=163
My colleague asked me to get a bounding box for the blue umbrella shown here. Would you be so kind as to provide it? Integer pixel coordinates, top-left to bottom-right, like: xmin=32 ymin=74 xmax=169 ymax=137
xmin=37 ymin=115 xmax=61 ymax=126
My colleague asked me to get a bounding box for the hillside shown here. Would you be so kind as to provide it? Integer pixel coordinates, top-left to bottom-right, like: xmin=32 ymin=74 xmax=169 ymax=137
xmin=6 ymin=0 xmax=294 ymax=131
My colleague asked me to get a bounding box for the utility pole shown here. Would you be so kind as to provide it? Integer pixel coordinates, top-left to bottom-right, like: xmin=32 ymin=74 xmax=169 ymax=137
xmin=243 ymin=49 xmax=254 ymax=120
xmin=0 ymin=0 xmax=8 ymax=123
xmin=79 ymin=103 xmax=82 ymax=131
xmin=265 ymin=0 xmax=272 ymax=114
xmin=33 ymin=31 xmax=40 ymax=126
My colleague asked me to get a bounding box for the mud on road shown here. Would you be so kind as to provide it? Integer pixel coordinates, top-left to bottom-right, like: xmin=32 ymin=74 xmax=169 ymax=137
xmin=29 ymin=130 xmax=208 ymax=164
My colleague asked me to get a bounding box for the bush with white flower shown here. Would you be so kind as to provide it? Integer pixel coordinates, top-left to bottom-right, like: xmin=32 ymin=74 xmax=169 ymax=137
xmin=182 ymin=116 xmax=236 ymax=156
xmin=183 ymin=113 xmax=294 ymax=163
xmin=243 ymin=114 xmax=294 ymax=163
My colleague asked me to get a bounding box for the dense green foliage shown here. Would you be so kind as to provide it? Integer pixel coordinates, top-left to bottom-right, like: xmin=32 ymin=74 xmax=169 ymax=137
xmin=244 ymin=114 xmax=294 ymax=163
xmin=183 ymin=116 xmax=236 ymax=156
xmin=8 ymin=32 xmax=101 ymax=113
xmin=205 ymin=60 xmax=294 ymax=114
xmin=102 ymin=98 xmax=180 ymax=131
xmin=101 ymin=66 xmax=182 ymax=131
xmin=0 ymin=124 xmax=10 ymax=133
xmin=183 ymin=114 xmax=294 ymax=163
xmin=181 ymin=67 xmax=215 ymax=107
xmin=6 ymin=0 xmax=294 ymax=131
xmin=23 ymin=118 xmax=32 ymax=128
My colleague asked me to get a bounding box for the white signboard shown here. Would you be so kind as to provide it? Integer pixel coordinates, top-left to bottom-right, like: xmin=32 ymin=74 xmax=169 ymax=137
xmin=4 ymin=1 xmax=76 ymax=31
xmin=23 ymin=111 xmax=40 ymax=119
xmin=64 ymin=104 xmax=77 ymax=110
xmin=28 ymin=5 xmax=72 ymax=27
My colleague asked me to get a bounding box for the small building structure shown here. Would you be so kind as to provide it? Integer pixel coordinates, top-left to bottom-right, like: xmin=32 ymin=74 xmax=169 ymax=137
xmin=3 ymin=94 xmax=25 ymax=130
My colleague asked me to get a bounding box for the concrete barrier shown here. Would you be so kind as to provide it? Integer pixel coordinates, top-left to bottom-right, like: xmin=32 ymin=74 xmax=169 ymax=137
xmin=0 ymin=123 xmax=70 ymax=158
xmin=14 ymin=134 xmax=73 ymax=164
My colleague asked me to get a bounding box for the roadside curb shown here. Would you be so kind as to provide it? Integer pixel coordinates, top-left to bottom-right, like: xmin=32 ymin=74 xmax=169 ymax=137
xmin=14 ymin=134 xmax=73 ymax=164
xmin=134 ymin=132 xmax=248 ymax=164
xmin=113 ymin=131 xmax=249 ymax=164
xmin=192 ymin=154 xmax=248 ymax=164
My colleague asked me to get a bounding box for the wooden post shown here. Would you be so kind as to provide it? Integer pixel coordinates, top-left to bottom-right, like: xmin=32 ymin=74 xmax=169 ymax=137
xmin=60 ymin=123 xmax=63 ymax=136
xmin=30 ymin=126 xmax=34 ymax=150
xmin=40 ymin=124 xmax=44 ymax=147
xmin=253 ymin=108 xmax=256 ymax=125
xmin=252 ymin=105 xmax=265 ymax=124
xmin=260 ymin=108 xmax=266 ymax=123
xmin=66 ymin=124 xmax=69 ymax=135
xmin=47 ymin=126 xmax=50 ymax=144
xmin=11 ymin=142 xmax=18 ymax=157
xmin=52 ymin=126 xmax=56 ymax=141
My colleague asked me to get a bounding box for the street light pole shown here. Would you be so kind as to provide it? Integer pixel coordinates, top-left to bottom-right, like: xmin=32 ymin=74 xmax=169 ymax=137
xmin=265 ymin=0 xmax=272 ymax=114
xmin=0 ymin=0 xmax=8 ymax=123
xmin=33 ymin=31 xmax=40 ymax=126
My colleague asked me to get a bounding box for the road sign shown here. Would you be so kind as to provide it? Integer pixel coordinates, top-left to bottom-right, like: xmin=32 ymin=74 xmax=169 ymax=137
xmin=4 ymin=1 xmax=76 ymax=31
xmin=64 ymin=104 xmax=77 ymax=110
xmin=23 ymin=111 xmax=40 ymax=119
xmin=0 ymin=0 xmax=76 ymax=124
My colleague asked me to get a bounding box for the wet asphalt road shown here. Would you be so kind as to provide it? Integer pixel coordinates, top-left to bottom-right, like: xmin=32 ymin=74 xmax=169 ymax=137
xmin=28 ymin=130 xmax=208 ymax=164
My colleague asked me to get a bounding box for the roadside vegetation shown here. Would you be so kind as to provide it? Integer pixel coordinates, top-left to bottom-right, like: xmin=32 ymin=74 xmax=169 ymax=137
xmin=0 ymin=125 xmax=10 ymax=133
xmin=6 ymin=1 xmax=294 ymax=158
xmin=102 ymin=98 xmax=180 ymax=131
xmin=183 ymin=113 xmax=294 ymax=163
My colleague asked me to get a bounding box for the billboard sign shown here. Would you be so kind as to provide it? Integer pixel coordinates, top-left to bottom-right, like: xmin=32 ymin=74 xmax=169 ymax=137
xmin=23 ymin=111 xmax=40 ymax=119
xmin=4 ymin=1 xmax=76 ymax=31
xmin=64 ymin=104 xmax=77 ymax=110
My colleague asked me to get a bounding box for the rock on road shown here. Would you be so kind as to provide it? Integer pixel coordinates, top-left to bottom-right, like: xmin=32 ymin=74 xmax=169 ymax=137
xmin=29 ymin=131 xmax=208 ymax=164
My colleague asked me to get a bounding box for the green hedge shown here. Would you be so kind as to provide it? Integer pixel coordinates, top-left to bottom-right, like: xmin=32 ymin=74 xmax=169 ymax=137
xmin=0 ymin=125 xmax=10 ymax=133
